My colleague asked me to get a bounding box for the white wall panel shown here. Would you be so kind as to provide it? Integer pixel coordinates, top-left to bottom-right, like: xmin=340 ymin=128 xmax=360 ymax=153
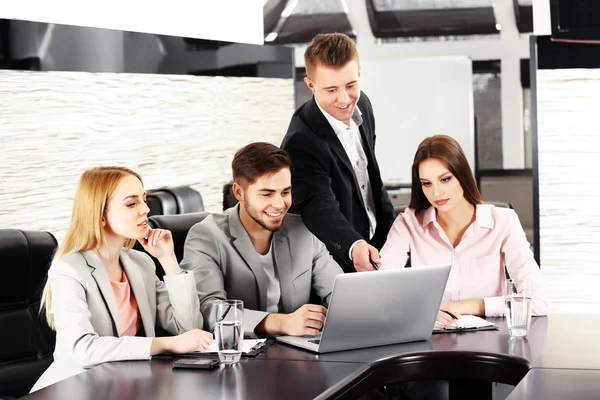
xmin=0 ymin=70 xmax=294 ymax=241
xmin=537 ymin=68 xmax=600 ymax=313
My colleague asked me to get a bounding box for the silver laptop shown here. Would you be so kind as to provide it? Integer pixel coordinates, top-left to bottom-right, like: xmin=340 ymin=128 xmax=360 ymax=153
xmin=276 ymin=264 xmax=451 ymax=353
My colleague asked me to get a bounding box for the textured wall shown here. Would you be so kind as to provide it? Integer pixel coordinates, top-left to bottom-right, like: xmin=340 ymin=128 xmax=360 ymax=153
xmin=0 ymin=70 xmax=294 ymax=241
xmin=537 ymin=69 xmax=600 ymax=314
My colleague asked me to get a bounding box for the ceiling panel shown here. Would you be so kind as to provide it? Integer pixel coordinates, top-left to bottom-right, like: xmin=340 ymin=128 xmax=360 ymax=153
xmin=263 ymin=0 xmax=288 ymax=34
xmin=292 ymin=0 xmax=345 ymax=14
xmin=273 ymin=13 xmax=353 ymax=45
xmin=513 ymin=0 xmax=533 ymax=33
xmin=372 ymin=0 xmax=493 ymax=11
xmin=367 ymin=0 xmax=498 ymax=38
xmin=269 ymin=0 xmax=353 ymax=45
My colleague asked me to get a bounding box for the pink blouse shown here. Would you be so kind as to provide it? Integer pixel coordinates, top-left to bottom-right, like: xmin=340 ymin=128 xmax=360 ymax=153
xmin=110 ymin=272 xmax=142 ymax=336
xmin=379 ymin=204 xmax=547 ymax=317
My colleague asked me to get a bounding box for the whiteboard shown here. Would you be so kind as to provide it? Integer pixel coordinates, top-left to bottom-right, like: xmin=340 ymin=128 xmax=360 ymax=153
xmin=360 ymin=57 xmax=475 ymax=185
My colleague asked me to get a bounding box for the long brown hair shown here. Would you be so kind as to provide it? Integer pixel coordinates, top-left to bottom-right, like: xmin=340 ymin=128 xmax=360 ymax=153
xmin=41 ymin=166 xmax=143 ymax=329
xmin=409 ymin=135 xmax=482 ymax=212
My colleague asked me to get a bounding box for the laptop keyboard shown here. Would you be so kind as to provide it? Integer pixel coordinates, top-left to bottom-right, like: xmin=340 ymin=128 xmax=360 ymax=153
xmin=308 ymin=339 xmax=321 ymax=345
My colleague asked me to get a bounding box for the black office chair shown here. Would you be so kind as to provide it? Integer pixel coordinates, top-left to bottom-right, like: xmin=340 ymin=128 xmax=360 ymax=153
xmin=146 ymin=189 xmax=178 ymax=216
xmin=222 ymin=182 xmax=238 ymax=211
xmin=393 ymin=204 xmax=409 ymax=218
xmin=146 ymin=186 xmax=204 ymax=216
xmin=134 ymin=212 xmax=211 ymax=280
xmin=0 ymin=229 xmax=57 ymax=398
xmin=484 ymin=201 xmax=514 ymax=209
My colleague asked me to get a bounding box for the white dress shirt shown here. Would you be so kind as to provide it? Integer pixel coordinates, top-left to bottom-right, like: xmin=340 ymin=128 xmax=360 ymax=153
xmin=316 ymin=99 xmax=377 ymax=258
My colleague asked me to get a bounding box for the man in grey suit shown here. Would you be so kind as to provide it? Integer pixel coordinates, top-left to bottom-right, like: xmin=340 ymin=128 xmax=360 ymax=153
xmin=181 ymin=142 xmax=343 ymax=337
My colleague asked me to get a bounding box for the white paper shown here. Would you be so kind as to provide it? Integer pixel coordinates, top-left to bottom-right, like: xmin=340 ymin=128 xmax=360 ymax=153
xmin=455 ymin=315 xmax=495 ymax=328
xmin=433 ymin=315 xmax=496 ymax=332
xmin=201 ymin=339 xmax=267 ymax=354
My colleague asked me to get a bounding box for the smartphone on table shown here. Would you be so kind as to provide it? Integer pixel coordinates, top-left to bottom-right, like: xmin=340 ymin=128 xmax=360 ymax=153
xmin=172 ymin=358 xmax=220 ymax=370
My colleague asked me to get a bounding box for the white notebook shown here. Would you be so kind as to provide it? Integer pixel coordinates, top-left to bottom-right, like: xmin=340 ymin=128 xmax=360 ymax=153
xmin=433 ymin=315 xmax=497 ymax=333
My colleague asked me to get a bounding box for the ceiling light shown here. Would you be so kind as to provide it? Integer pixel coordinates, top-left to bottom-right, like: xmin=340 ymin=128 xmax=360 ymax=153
xmin=265 ymin=32 xmax=278 ymax=42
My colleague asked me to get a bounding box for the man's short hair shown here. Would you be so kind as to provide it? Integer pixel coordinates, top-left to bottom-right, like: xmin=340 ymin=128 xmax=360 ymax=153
xmin=232 ymin=142 xmax=291 ymax=187
xmin=304 ymin=33 xmax=359 ymax=78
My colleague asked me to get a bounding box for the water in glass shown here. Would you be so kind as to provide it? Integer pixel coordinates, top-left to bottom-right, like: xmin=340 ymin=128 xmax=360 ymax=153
xmin=215 ymin=320 xmax=243 ymax=365
xmin=505 ymin=295 xmax=532 ymax=337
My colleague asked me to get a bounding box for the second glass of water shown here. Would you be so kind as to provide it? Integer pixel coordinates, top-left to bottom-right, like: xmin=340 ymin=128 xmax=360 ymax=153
xmin=504 ymin=279 xmax=532 ymax=337
xmin=215 ymin=300 xmax=244 ymax=365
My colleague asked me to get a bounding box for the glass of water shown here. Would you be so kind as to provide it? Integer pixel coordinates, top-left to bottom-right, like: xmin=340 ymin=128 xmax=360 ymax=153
xmin=504 ymin=279 xmax=532 ymax=337
xmin=215 ymin=300 xmax=244 ymax=365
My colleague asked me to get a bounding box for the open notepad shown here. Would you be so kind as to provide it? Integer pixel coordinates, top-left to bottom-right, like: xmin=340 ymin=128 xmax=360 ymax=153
xmin=433 ymin=315 xmax=498 ymax=333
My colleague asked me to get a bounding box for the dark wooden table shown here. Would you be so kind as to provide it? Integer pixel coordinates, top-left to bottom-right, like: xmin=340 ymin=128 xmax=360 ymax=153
xmin=21 ymin=314 xmax=600 ymax=399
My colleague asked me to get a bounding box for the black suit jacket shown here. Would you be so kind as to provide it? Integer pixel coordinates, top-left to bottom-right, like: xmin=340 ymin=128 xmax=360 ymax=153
xmin=281 ymin=92 xmax=395 ymax=272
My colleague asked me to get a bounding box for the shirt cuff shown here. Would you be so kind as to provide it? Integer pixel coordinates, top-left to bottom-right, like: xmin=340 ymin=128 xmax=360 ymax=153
xmin=348 ymin=239 xmax=367 ymax=260
xmin=483 ymin=296 xmax=505 ymax=317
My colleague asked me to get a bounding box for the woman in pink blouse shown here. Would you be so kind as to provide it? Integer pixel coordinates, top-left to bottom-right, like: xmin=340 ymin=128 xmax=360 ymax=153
xmin=380 ymin=135 xmax=547 ymax=328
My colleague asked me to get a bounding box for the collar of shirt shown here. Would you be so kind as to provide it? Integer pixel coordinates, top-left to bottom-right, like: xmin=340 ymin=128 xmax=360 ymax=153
xmin=420 ymin=204 xmax=496 ymax=230
xmin=315 ymin=97 xmax=363 ymax=137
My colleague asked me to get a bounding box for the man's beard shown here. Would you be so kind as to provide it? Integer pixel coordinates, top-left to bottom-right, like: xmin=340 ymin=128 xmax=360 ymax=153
xmin=244 ymin=199 xmax=283 ymax=232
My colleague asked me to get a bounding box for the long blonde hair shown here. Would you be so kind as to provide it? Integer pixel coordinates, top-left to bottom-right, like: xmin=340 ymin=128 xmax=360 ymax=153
xmin=41 ymin=166 xmax=143 ymax=329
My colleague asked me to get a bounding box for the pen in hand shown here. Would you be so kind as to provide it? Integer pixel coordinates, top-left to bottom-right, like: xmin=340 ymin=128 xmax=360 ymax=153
xmin=443 ymin=310 xmax=458 ymax=320
xmin=210 ymin=304 xmax=233 ymax=335
xmin=370 ymin=260 xmax=380 ymax=270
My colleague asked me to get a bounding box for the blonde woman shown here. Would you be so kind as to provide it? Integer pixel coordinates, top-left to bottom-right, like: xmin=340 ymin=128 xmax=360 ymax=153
xmin=32 ymin=167 xmax=212 ymax=392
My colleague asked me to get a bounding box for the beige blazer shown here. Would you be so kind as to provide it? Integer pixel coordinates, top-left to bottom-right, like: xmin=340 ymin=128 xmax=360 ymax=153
xmin=180 ymin=204 xmax=343 ymax=335
xmin=31 ymin=249 xmax=202 ymax=392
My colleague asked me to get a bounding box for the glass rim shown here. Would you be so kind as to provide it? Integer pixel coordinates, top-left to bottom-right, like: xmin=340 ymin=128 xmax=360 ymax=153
xmin=216 ymin=299 xmax=243 ymax=305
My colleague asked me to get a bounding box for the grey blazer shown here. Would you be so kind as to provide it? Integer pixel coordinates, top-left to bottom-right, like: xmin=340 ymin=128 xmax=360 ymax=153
xmin=180 ymin=204 xmax=343 ymax=335
xmin=31 ymin=249 xmax=202 ymax=392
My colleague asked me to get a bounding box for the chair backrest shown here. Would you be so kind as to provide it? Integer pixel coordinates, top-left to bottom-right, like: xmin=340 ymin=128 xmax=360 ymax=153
xmin=0 ymin=229 xmax=57 ymax=398
xmin=146 ymin=186 xmax=204 ymax=216
xmin=135 ymin=212 xmax=211 ymax=280
xmin=222 ymin=182 xmax=238 ymax=211
xmin=484 ymin=201 xmax=514 ymax=209
xmin=393 ymin=204 xmax=409 ymax=218
xmin=146 ymin=189 xmax=178 ymax=216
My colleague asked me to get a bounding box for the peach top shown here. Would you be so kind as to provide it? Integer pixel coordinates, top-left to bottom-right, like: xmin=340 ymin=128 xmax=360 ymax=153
xmin=110 ymin=272 xmax=142 ymax=336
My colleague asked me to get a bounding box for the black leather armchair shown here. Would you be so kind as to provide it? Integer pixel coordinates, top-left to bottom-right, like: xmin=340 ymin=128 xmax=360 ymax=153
xmin=146 ymin=186 xmax=204 ymax=216
xmin=0 ymin=229 xmax=57 ymax=398
xmin=485 ymin=201 xmax=514 ymax=209
xmin=393 ymin=204 xmax=409 ymax=218
xmin=222 ymin=182 xmax=238 ymax=211
xmin=134 ymin=212 xmax=211 ymax=280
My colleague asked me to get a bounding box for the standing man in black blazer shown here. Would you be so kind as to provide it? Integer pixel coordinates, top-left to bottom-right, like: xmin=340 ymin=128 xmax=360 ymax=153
xmin=281 ymin=33 xmax=395 ymax=273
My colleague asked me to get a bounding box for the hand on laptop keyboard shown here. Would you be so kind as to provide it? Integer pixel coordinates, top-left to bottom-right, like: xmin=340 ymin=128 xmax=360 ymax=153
xmin=280 ymin=304 xmax=327 ymax=336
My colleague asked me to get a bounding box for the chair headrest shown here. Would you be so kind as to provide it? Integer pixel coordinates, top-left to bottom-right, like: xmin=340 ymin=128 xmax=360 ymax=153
xmin=148 ymin=212 xmax=211 ymax=263
xmin=147 ymin=186 xmax=204 ymax=216
xmin=147 ymin=189 xmax=178 ymax=216
xmin=0 ymin=229 xmax=57 ymax=304
xmin=163 ymin=186 xmax=204 ymax=214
